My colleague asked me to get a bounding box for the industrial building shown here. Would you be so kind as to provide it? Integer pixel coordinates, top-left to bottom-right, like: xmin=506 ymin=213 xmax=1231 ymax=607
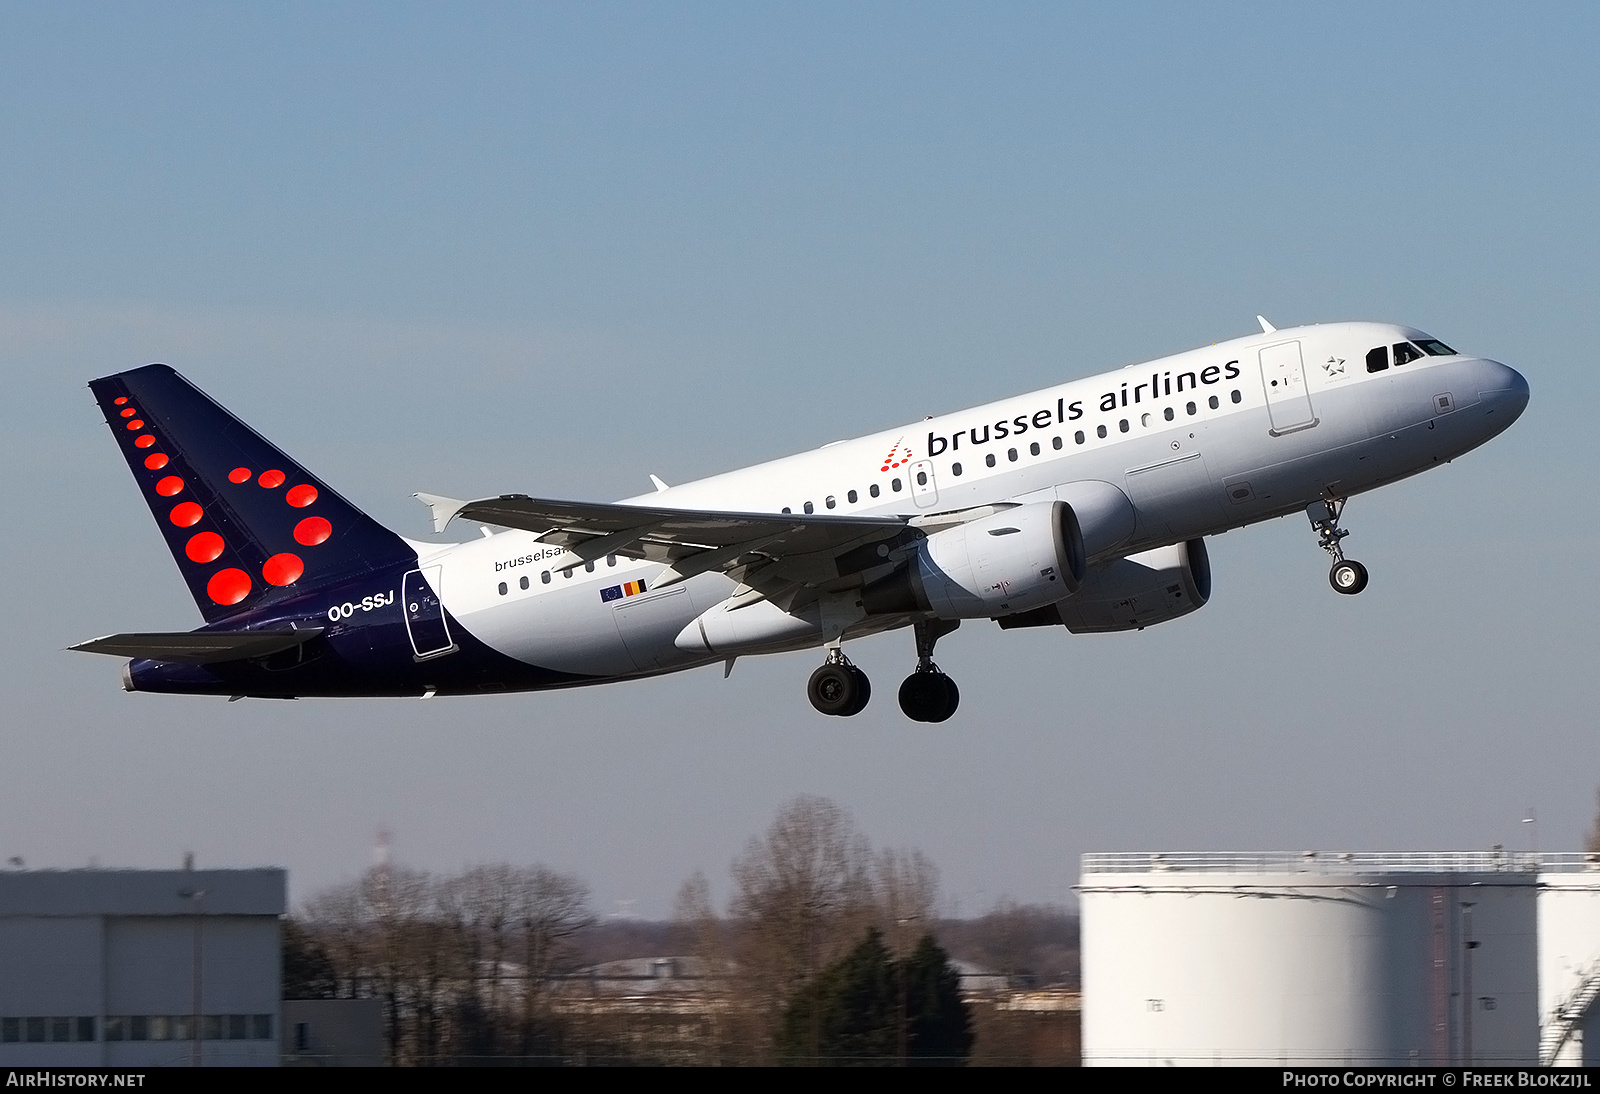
xmin=1079 ymin=851 xmax=1600 ymax=1067
xmin=0 ymin=868 xmax=285 ymax=1067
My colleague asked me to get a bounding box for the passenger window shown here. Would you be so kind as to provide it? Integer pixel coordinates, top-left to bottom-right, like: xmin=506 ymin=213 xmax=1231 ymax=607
xmin=803 ymin=501 xmax=814 ymax=514
xmin=1164 ymin=407 xmax=1174 ymax=421
xmin=1030 ymin=441 xmax=1040 ymax=456
xmin=1231 ymin=390 xmax=1242 ymax=403
xmin=607 ymin=554 xmax=616 ymax=566
xmin=1186 ymin=401 xmax=1196 ymax=415
xmin=541 ymin=571 xmax=550 ymax=584
xmin=782 ymin=506 xmax=791 ymax=513
xmin=825 ymin=495 xmax=836 ymax=509
xmin=585 ymin=561 xmax=594 ymax=572
xmin=1365 ymin=346 xmax=1389 ymax=373
xmin=1119 ymin=419 xmax=1129 ymax=433
xmin=1416 ymin=338 xmax=1457 ymax=356
xmin=1140 ymin=413 xmax=1150 ymax=427
xmin=1075 ymin=430 xmax=1085 ymax=444
xmin=870 ymin=484 xmax=880 ymax=498
xmin=847 ymin=489 xmax=858 ymax=503
xmin=916 ymin=470 xmax=928 ymax=485
xmin=1097 ymin=425 xmax=1107 ymax=439
xmin=892 ymin=478 xmax=902 ymax=491
xmin=563 ymin=568 xmax=572 ymax=579
xmin=1393 ymin=342 xmax=1424 ymax=366
xmin=1007 ymin=448 xmax=1018 ymax=462
xmin=952 ymin=462 xmax=962 ymax=476
xmin=520 ymin=575 xmax=529 ymax=590
xmin=985 ymin=454 xmax=996 ymax=467
xmin=498 ymin=582 xmax=507 ymax=596
xmin=1052 ymin=436 xmax=1063 ymax=450
xmin=1208 ymin=395 xmax=1219 ymax=409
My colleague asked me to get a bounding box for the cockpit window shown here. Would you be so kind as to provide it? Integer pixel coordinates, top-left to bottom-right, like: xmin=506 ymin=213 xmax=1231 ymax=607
xmin=1392 ymin=341 xmax=1424 ymax=366
xmin=1365 ymin=346 xmax=1388 ymax=373
xmin=1415 ymin=338 xmax=1457 ymax=356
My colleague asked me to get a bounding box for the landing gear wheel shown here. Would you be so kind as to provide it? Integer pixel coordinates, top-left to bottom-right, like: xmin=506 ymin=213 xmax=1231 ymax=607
xmin=808 ymin=662 xmax=870 ymax=716
xmin=841 ymin=666 xmax=871 ymax=717
xmin=898 ymin=671 xmax=960 ymax=723
xmin=1329 ymin=559 xmax=1368 ymax=595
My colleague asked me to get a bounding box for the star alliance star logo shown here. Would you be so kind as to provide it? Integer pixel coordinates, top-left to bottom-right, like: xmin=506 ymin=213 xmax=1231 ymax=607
xmin=1322 ymin=356 xmax=1346 ymax=376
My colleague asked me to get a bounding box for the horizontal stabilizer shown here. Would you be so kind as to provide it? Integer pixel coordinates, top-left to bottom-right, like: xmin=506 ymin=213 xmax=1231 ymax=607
xmin=71 ymin=629 xmax=323 ymax=664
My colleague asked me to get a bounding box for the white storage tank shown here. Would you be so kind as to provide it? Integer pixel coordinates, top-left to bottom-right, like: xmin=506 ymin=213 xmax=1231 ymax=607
xmin=1537 ymin=855 xmax=1600 ymax=1066
xmin=1079 ymin=852 xmax=1539 ymax=1066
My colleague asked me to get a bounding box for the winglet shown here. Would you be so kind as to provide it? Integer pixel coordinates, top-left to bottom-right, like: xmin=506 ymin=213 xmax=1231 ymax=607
xmin=414 ymin=492 xmax=469 ymax=533
xmin=1257 ymin=315 xmax=1277 ymax=334
xmin=649 ymin=474 xmax=670 ymax=492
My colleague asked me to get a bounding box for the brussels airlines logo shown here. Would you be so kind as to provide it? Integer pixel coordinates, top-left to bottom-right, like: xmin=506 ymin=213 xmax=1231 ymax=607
xmin=880 ymin=438 xmax=913 ymax=472
xmin=925 ymin=361 xmax=1242 ymax=457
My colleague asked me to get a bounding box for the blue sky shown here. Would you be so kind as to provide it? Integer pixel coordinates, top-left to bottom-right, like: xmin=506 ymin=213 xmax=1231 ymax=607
xmin=3 ymin=3 xmax=1597 ymax=914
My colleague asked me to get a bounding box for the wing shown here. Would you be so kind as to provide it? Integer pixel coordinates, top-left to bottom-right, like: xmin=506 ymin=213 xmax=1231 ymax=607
xmin=416 ymin=492 xmax=926 ymax=611
xmin=71 ymin=629 xmax=324 ymax=664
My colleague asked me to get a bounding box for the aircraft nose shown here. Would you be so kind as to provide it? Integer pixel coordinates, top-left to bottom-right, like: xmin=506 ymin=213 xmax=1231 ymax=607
xmin=1478 ymin=359 xmax=1530 ymax=421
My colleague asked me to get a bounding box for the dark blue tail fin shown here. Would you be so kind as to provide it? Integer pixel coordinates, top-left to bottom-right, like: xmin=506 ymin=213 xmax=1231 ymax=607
xmin=89 ymin=364 xmax=415 ymax=623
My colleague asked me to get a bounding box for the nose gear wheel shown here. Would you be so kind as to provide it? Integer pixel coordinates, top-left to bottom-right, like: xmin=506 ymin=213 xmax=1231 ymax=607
xmin=1308 ymin=499 xmax=1368 ymax=596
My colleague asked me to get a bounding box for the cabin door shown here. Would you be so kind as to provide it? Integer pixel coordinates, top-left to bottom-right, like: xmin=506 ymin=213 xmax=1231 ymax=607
xmin=403 ymin=567 xmax=456 ymax=660
xmin=1258 ymin=341 xmax=1317 ymax=435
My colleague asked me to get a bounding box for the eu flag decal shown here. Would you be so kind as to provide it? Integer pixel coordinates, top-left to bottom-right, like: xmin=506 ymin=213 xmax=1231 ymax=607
xmin=600 ymin=580 xmax=647 ymax=604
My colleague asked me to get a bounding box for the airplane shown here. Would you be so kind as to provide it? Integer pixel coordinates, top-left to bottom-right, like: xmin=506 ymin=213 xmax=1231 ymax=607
xmin=72 ymin=318 xmax=1528 ymax=721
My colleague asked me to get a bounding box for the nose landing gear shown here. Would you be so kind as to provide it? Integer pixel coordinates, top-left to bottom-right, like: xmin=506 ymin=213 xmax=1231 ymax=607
xmin=1309 ymin=499 xmax=1369 ymax=595
xmin=898 ymin=619 xmax=960 ymax=723
xmin=808 ymin=647 xmax=871 ymax=717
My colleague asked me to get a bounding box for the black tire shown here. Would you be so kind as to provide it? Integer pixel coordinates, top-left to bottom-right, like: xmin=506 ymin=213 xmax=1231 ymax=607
xmin=808 ymin=663 xmax=861 ymax=716
xmin=899 ymin=672 xmax=959 ymax=722
xmin=933 ymin=675 xmax=959 ymax=722
xmin=1329 ymin=559 xmax=1369 ymax=595
xmin=840 ymin=666 xmax=872 ymax=717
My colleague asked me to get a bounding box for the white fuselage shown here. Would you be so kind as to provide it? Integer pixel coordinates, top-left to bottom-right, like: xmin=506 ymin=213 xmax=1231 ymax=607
xmin=417 ymin=322 xmax=1527 ymax=681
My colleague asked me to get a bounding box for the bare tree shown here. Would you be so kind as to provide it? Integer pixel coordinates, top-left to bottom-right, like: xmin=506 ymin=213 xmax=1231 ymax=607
xmin=726 ymin=795 xmax=874 ymax=1055
xmin=296 ymin=861 xmax=592 ymax=1065
xmin=873 ymin=847 xmax=941 ymax=958
xmin=512 ymin=865 xmax=593 ymax=1059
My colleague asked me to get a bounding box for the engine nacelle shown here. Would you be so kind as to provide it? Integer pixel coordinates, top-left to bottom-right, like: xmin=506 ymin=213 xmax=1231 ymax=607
xmin=863 ymin=501 xmax=1086 ymax=620
xmin=997 ymin=538 xmax=1211 ymax=633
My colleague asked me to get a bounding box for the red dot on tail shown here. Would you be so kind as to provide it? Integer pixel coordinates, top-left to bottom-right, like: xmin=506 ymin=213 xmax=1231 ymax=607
xmin=294 ymin=516 xmax=332 ymax=546
xmin=155 ymin=475 xmax=184 ymax=497
xmin=126 ymin=420 xmax=144 ymax=430
xmin=258 ymin=469 xmax=285 ymax=488
xmin=120 ymin=408 xmax=136 ymax=418
xmin=262 ymin=553 xmax=304 ymax=586
xmin=228 ymin=467 xmax=251 ymax=484
xmin=185 ymin=531 xmax=224 ymax=564
xmin=169 ymin=501 xmax=203 ymax=527
xmin=207 ymin=568 xmax=251 ymax=605
xmin=285 ymin=484 xmax=318 ymax=508
xmin=143 ymin=453 xmax=168 ymax=470
xmin=880 ymin=465 xmax=890 ymax=471
xmin=135 ymin=435 xmax=155 ymax=449
xmin=114 ymin=397 xmax=127 ymax=406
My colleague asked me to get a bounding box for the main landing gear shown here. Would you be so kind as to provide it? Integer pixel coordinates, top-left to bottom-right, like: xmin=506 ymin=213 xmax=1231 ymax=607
xmin=1308 ymin=499 xmax=1369 ymax=595
xmin=898 ymin=620 xmax=960 ymax=723
xmin=808 ymin=648 xmax=871 ymax=717
xmin=805 ymin=620 xmax=962 ymax=721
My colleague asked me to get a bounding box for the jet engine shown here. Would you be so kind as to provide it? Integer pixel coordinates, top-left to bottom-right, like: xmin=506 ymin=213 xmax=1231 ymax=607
xmin=862 ymin=501 xmax=1086 ymax=620
xmin=996 ymin=539 xmax=1211 ymax=633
